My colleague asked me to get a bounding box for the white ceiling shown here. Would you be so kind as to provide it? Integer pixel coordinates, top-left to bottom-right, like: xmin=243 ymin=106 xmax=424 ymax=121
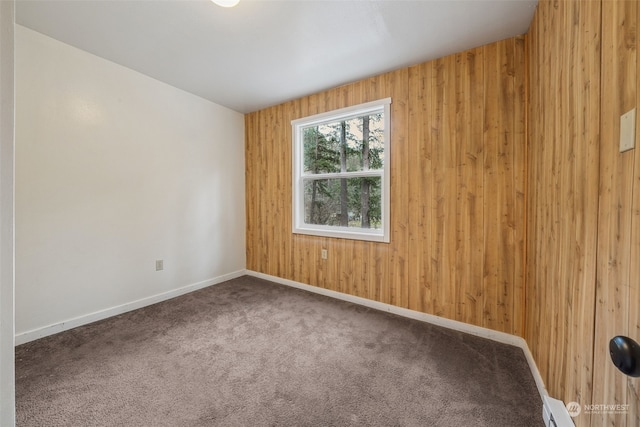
xmin=16 ymin=0 xmax=538 ymax=113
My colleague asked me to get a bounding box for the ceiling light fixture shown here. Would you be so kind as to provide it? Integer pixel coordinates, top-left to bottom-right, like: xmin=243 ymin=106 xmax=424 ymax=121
xmin=212 ymin=0 xmax=239 ymax=7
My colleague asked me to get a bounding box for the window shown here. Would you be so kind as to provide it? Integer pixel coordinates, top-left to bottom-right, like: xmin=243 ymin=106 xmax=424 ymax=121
xmin=292 ymin=98 xmax=391 ymax=243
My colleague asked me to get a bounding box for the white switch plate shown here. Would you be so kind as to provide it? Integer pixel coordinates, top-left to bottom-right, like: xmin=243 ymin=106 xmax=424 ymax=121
xmin=620 ymin=108 xmax=636 ymax=152
xmin=321 ymin=249 xmax=327 ymax=260
xmin=155 ymin=260 xmax=164 ymax=271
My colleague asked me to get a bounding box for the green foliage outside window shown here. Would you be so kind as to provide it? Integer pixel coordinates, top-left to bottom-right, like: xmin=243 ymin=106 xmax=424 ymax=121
xmin=302 ymin=113 xmax=384 ymax=229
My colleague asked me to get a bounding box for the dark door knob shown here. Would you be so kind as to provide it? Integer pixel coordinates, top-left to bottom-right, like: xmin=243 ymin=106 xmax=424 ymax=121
xmin=609 ymin=336 xmax=640 ymax=377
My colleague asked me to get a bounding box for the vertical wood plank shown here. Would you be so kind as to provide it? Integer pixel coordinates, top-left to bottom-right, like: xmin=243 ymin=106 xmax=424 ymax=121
xmin=389 ymin=68 xmax=410 ymax=309
xmin=407 ymin=63 xmax=424 ymax=312
xmin=468 ymin=46 xmax=486 ymax=328
xmin=407 ymin=61 xmax=434 ymax=315
xmin=513 ymin=35 xmax=527 ymax=337
xmin=483 ymin=42 xmax=500 ymax=331
xmin=431 ymin=57 xmax=446 ymax=317
xmin=499 ymin=38 xmax=516 ymax=333
xmin=454 ymin=50 xmax=468 ymax=323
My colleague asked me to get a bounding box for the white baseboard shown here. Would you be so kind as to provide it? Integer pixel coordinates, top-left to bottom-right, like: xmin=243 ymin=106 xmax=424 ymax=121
xmin=246 ymin=270 xmax=549 ymax=402
xmin=543 ymin=396 xmax=575 ymax=427
xmin=15 ymin=269 xmax=246 ymax=346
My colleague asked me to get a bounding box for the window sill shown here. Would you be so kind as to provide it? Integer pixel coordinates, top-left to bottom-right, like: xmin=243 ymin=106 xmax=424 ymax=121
xmin=293 ymin=226 xmax=389 ymax=243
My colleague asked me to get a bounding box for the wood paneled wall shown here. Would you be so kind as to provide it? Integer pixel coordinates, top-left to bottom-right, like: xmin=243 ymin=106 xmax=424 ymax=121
xmin=247 ymin=1 xmax=639 ymax=423
xmin=526 ymin=1 xmax=600 ymax=425
xmin=594 ymin=1 xmax=640 ymax=426
xmin=528 ymin=1 xmax=639 ymax=426
xmin=246 ymin=38 xmax=526 ymax=336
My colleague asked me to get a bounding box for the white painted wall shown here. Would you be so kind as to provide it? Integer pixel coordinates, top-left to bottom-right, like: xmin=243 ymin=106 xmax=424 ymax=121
xmin=15 ymin=25 xmax=246 ymax=341
xmin=0 ymin=1 xmax=15 ymax=425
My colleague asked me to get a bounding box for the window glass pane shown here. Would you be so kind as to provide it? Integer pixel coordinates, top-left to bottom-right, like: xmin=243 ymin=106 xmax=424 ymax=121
xmin=303 ymin=177 xmax=382 ymax=229
xmin=302 ymin=113 xmax=385 ymax=174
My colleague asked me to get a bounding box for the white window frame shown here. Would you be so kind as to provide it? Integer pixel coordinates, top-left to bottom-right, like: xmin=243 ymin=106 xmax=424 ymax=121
xmin=292 ymin=98 xmax=391 ymax=243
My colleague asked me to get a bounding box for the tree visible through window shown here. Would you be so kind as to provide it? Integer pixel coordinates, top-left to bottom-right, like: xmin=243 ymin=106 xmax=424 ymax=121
xmin=292 ymin=98 xmax=390 ymax=242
